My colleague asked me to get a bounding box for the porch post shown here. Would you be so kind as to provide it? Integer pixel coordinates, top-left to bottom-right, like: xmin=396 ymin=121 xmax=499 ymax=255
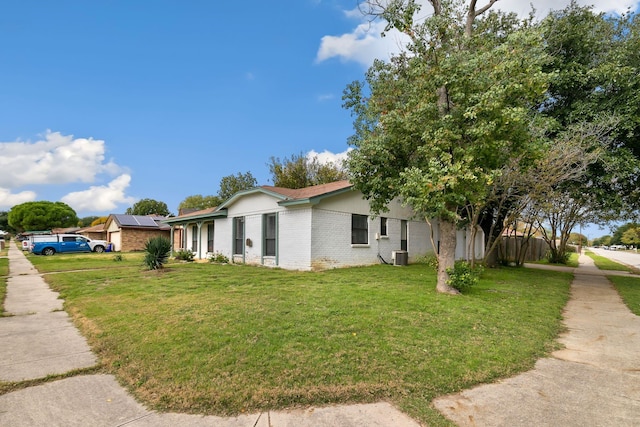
xmin=197 ymin=221 xmax=203 ymax=260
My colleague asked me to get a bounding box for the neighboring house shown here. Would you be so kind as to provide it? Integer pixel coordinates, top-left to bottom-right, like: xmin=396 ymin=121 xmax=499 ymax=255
xmin=51 ymin=227 xmax=81 ymax=234
xmin=77 ymin=223 xmax=108 ymax=241
xmin=104 ymin=214 xmax=171 ymax=252
xmin=164 ymin=180 xmax=485 ymax=271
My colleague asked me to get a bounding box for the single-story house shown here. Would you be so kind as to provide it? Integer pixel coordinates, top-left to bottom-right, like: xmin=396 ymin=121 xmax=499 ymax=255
xmin=163 ymin=180 xmax=484 ymax=270
xmin=104 ymin=214 xmax=171 ymax=252
xmin=77 ymin=223 xmax=108 ymax=241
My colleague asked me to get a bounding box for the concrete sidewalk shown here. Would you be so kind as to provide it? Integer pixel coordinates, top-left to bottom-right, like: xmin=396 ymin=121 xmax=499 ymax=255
xmin=0 ymin=243 xmax=419 ymax=427
xmin=434 ymin=254 xmax=640 ymax=426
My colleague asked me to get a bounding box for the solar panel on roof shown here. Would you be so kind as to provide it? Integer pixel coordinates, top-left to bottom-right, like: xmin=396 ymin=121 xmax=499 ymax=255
xmin=115 ymin=215 xmax=161 ymax=227
xmin=114 ymin=214 xmax=139 ymax=226
xmin=134 ymin=216 xmax=158 ymax=227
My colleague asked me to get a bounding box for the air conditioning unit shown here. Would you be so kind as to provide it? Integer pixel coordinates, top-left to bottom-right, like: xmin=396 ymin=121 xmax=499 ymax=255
xmin=392 ymin=250 xmax=408 ymax=266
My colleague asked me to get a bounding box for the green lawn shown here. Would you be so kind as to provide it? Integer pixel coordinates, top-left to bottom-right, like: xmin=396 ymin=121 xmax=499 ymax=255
xmin=584 ymin=250 xmax=637 ymax=272
xmin=26 ymin=257 xmax=572 ymax=426
xmin=608 ymin=276 xmax=640 ymax=316
xmin=529 ymin=251 xmax=579 ymax=268
xmin=27 ymin=251 xmax=146 ymax=273
xmin=0 ymin=257 xmax=8 ymax=315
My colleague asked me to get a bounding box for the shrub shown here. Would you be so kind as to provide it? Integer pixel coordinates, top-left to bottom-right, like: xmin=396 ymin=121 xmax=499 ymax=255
xmin=446 ymin=261 xmax=483 ymax=293
xmin=208 ymin=252 xmax=229 ymax=264
xmin=546 ymin=249 xmax=571 ymax=265
xmin=175 ymin=249 xmax=195 ymax=262
xmin=413 ymin=253 xmax=438 ymax=270
xmin=143 ymin=236 xmax=171 ymax=270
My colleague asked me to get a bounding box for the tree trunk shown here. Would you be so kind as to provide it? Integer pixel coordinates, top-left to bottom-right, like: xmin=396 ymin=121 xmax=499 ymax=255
xmin=436 ymin=218 xmax=460 ymax=294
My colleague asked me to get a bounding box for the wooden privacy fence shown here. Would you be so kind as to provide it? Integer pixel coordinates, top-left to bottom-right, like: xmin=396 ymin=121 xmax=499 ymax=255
xmin=498 ymin=236 xmax=549 ymax=263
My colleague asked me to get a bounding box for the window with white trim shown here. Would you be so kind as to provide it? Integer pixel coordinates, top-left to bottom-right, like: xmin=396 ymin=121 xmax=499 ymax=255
xmin=191 ymin=225 xmax=198 ymax=252
xmin=380 ymin=217 xmax=388 ymax=237
xmin=207 ymin=223 xmax=214 ymax=252
xmin=233 ymin=217 xmax=244 ymax=255
xmin=351 ymin=214 xmax=368 ymax=244
xmin=263 ymin=213 xmax=276 ymax=257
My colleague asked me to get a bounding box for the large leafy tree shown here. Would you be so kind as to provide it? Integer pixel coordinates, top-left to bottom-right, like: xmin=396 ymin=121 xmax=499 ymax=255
xmin=78 ymin=216 xmax=100 ymax=227
xmin=218 ymin=172 xmax=257 ymax=201
xmin=268 ymin=152 xmax=347 ymax=189
xmin=125 ymin=199 xmax=171 ymax=216
xmin=178 ymin=195 xmax=222 ymax=212
xmin=344 ymin=0 xmax=551 ymax=293
xmin=8 ymin=201 xmax=79 ymax=232
xmin=0 ymin=211 xmax=14 ymax=233
xmin=539 ymin=3 xmax=640 ymax=225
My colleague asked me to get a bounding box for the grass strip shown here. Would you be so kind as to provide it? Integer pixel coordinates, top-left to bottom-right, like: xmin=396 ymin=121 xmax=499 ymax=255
xmin=584 ymin=250 xmax=637 ymax=272
xmin=608 ymin=276 xmax=640 ymax=316
xmin=37 ymin=258 xmax=571 ymax=426
xmin=0 ymin=257 xmax=7 ymax=315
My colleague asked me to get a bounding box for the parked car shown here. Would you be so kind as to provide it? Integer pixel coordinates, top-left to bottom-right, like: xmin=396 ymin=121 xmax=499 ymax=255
xmin=30 ymin=234 xmax=109 ymax=255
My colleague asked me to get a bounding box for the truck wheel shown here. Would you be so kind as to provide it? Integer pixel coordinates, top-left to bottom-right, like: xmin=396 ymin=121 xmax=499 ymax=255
xmin=43 ymin=247 xmax=55 ymax=256
xmin=94 ymin=245 xmax=105 ymax=253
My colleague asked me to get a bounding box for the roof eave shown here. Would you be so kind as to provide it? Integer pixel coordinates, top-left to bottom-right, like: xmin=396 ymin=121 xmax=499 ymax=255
xmin=218 ymin=187 xmax=287 ymax=209
xmin=162 ymin=209 xmax=228 ymax=225
xmin=279 ymin=185 xmax=354 ymax=207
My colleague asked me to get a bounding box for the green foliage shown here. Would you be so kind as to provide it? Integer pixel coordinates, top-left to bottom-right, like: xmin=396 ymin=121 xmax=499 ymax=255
xmin=611 ymin=223 xmax=640 ymax=245
xmin=343 ymin=2 xmax=550 ymax=292
xmin=546 ymin=249 xmax=571 ymax=265
xmin=208 ymin=252 xmax=229 ymax=264
xmin=113 ymin=254 xmax=123 ymax=262
xmin=8 ymin=201 xmax=79 ymax=232
xmin=90 ymin=216 xmax=108 ymax=226
xmin=174 ymin=249 xmax=195 ymax=262
xmin=143 ymin=236 xmax=171 ymax=270
xmin=126 ymin=199 xmax=171 ymax=216
xmin=39 ymin=262 xmax=571 ymax=424
xmin=540 ymin=3 xmax=640 ymax=221
xmin=268 ymin=152 xmax=347 ymax=189
xmin=218 ymin=172 xmax=257 ymax=201
xmin=178 ymin=195 xmax=222 ymax=212
xmin=584 ymin=250 xmax=634 ymax=272
xmin=78 ymin=216 xmax=100 ymax=227
xmin=0 ymin=211 xmax=13 ymax=233
xmin=446 ymin=261 xmax=483 ymax=293
xmin=412 ymin=253 xmax=438 ymax=270
xmin=592 ymin=235 xmax=612 ymax=247
xmin=608 ymin=276 xmax=640 ymax=316
xmin=621 ymin=227 xmax=640 ymax=246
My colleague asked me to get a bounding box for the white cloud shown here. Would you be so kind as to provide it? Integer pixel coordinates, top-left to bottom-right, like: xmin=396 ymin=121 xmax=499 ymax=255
xmin=0 ymin=188 xmax=37 ymax=210
xmin=0 ymin=130 xmax=123 ymax=188
xmin=308 ymin=148 xmax=352 ymax=165
xmin=61 ymin=174 xmax=136 ymax=213
xmin=317 ymin=0 xmax=640 ymax=67
xmin=316 ymin=19 xmax=409 ymax=67
xmin=317 ymin=93 xmax=335 ymax=101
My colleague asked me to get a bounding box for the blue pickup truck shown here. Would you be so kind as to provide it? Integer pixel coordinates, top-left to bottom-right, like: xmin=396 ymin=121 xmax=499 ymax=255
xmin=31 ymin=234 xmax=109 ymax=255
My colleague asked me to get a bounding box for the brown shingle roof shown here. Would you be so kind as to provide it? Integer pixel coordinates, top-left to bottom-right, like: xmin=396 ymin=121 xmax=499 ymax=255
xmin=78 ymin=223 xmax=106 ymax=233
xmin=173 ymin=207 xmax=218 ymax=219
xmin=261 ymin=180 xmax=351 ymax=200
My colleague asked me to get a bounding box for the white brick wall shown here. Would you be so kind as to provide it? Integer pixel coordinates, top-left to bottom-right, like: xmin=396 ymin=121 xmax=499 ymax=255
xmin=173 ymin=187 xmax=482 ymax=269
xmin=308 ymin=209 xmax=435 ymax=269
xmin=278 ymin=208 xmax=313 ymax=270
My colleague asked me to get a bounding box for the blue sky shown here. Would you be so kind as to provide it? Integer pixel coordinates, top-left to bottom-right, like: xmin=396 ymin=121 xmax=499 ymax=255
xmin=0 ymin=0 xmax=636 ymax=238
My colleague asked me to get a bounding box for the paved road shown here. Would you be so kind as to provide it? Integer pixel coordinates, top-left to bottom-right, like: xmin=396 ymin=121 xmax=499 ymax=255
xmin=588 ymin=246 xmax=640 ymax=269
